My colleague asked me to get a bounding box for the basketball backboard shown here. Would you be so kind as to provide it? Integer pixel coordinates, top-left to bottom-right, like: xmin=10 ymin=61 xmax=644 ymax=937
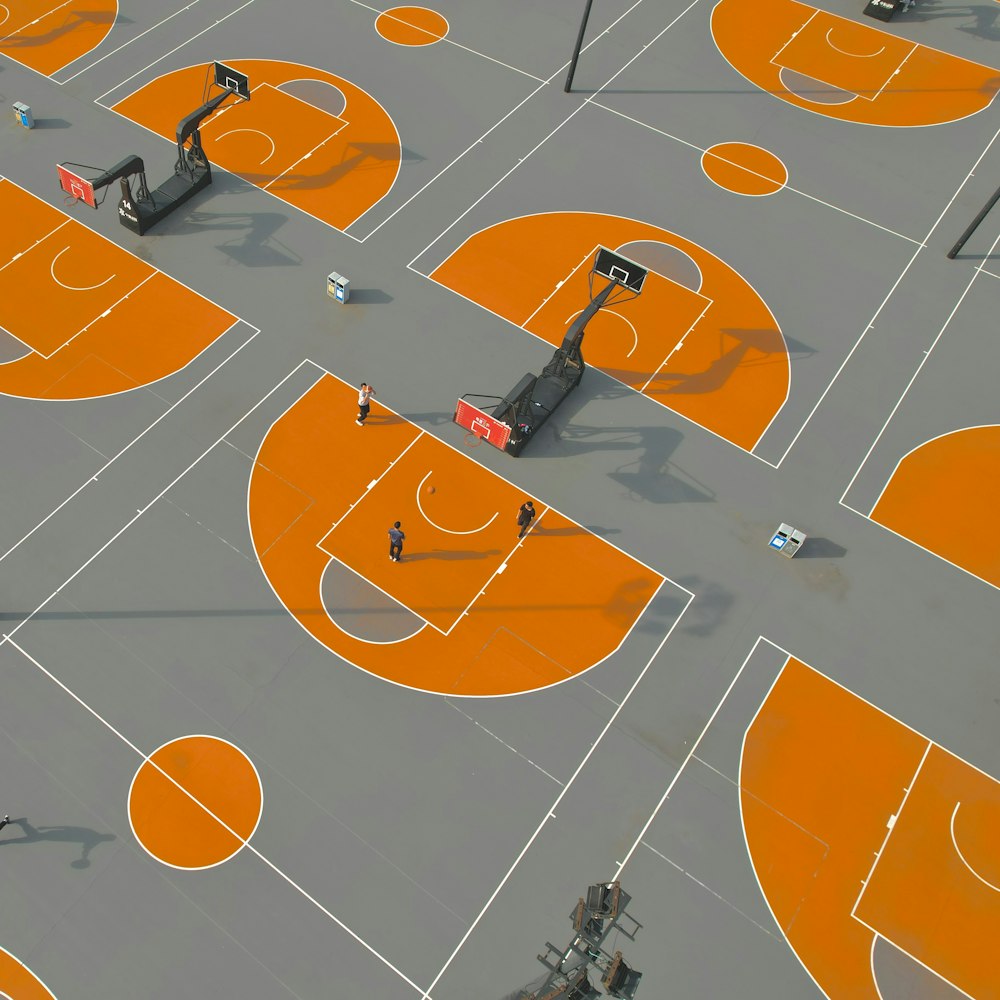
xmin=454 ymin=397 xmax=512 ymax=451
xmin=594 ymin=247 xmax=647 ymax=292
xmin=56 ymin=163 xmax=97 ymax=208
xmin=213 ymin=61 xmax=250 ymax=101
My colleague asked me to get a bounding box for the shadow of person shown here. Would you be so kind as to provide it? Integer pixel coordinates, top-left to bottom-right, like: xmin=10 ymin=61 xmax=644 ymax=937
xmin=0 ymin=818 xmax=116 ymax=869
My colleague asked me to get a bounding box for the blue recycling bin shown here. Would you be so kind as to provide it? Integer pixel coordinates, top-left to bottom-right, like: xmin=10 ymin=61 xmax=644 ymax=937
xmin=327 ymin=271 xmax=350 ymax=304
xmin=13 ymin=102 xmax=34 ymax=129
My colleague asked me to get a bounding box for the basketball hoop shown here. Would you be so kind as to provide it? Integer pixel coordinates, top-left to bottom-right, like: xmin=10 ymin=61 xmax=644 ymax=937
xmin=64 ymin=194 xmax=79 ymax=207
xmin=463 ymin=430 xmax=484 ymax=448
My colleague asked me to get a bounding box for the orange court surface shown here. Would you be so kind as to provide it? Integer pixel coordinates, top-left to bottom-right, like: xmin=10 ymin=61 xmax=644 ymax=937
xmin=430 ymin=212 xmax=788 ymax=453
xmin=111 ymin=59 xmax=401 ymax=232
xmin=712 ymin=0 xmax=1000 ymax=125
xmin=1 ymin=1 xmax=999 ymax=998
xmin=742 ymin=654 xmax=1000 ymax=1000
xmin=0 ymin=178 xmax=236 ymax=399
xmin=250 ymin=372 xmax=665 ymax=695
xmin=0 ymin=0 xmax=115 ymax=76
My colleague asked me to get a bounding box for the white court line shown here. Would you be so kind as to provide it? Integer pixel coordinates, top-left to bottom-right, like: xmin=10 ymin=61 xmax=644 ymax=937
xmin=520 ymin=247 xmax=595 ymax=329
xmin=297 ymin=364 xmax=677 ymax=588
xmin=865 ymin=423 xmax=999 ymax=521
xmin=99 ymin=59 xmax=399 ymax=243
xmin=784 ymin=123 xmax=1000 ymax=469
xmin=852 ymin=911 xmax=977 ymax=1000
xmin=320 ymin=431 xmax=425 ymax=534
xmin=417 ymin=586 xmax=696 ymax=999
xmin=641 ymin=840 xmax=780 ymax=939
xmin=950 ymin=802 xmax=1000 ymax=892
xmin=0 ymin=220 xmax=71 ymax=275
xmin=347 ymin=0 xmax=545 ymax=83
xmin=613 ymin=635 xmax=766 ymax=875
xmin=639 ymin=295 xmax=714 ymax=393
xmin=0 ymin=4 xmax=9 ymax=28
xmin=590 ymin=101 xmax=921 ymax=246
xmin=849 ymin=742 xmax=931 ymax=919
xmin=39 ymin=271 xmax=156 ymax=360
xmin=405 ymin=0 xmax=707 ymax=270
xmin=49 ymin=245 xmax=115 ymax=291
xmin=93 ymin=0 xmax=257 ymax=105
xmin=769 ymin=9 xmax=819 ymax=65
xmin=415 ymin=471 xmax=498 ymax=535
xmin=841 ymin=227 xmax=1000 ymax=513
xmin=1 ymin=637 xmax=423 ymax=996
xmin=262 ymin=126 xmax=348 ymax=191
xmin=769 ymin=17 xmax=915 ymax=103
xmin=0 ymin=0 xmax=69 ymax=41
xmin=0 ymin=320 xmax=255 ymax=562
xmin=57 ymin=0 xmax=200 ymax=85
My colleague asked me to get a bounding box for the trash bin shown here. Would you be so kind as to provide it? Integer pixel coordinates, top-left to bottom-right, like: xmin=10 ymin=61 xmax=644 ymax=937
xmin=327 ymin=271 xmax=350 ymax=304
xmin=13 ymin=102 xmax=34 ymax=129
xmin=769 ymin=523 xmax=807 ymax=558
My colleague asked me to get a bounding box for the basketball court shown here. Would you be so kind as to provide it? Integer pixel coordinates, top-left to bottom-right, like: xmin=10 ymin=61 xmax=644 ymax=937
xmin=1 ymin=0 xmax=999 ymax=998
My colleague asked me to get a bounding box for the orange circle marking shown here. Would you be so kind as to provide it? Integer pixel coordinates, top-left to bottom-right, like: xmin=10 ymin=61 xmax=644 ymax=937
xmin=702 ymin=142 xmax=788 ymax=196
xmin=0 ymin=945 xmax=57 ymax=1000
xmin=376 ymin=6 xmax=449 ymax=45
xmin=128 ymin=735 xmax=262 ymax=869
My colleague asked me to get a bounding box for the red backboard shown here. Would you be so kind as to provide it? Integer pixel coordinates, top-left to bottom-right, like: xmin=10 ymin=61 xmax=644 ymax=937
xmin=454 ymin=398 xmax=511 ymax=451
xmin=57 ymin=164 xmax=97 ymax=208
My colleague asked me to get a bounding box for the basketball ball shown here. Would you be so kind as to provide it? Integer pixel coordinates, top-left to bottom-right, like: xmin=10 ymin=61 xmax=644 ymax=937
xmin=427 ymin=485 xmax=435 ymax=494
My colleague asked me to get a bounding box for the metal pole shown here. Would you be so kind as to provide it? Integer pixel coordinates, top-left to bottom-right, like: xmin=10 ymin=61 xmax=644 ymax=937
xmin=947 ymin=182 xmax=1000 ymax=259
xmin=564 ymin=0 xmax=595 ymax=93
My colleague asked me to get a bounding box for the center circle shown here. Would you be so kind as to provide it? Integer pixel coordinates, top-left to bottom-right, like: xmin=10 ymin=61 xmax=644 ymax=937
xmin=701 ymin=142 xmax=788 ymax=196
xmin=376 ymin=6 xmax=449 ymax=45
xmin=128 ymin=735 xmax=262 ymax=869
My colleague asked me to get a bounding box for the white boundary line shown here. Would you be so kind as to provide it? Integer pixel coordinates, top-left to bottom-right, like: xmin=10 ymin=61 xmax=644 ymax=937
xmin=2 ymin=636 xmax=424 ymax=995
xmin=410 ymin=211 xmax=785 ymax=466
xmin=0 ymin=943 xmax=57 ymax=1000
xmin=99 ymin=57 xmax=400 ymax=243
xmin=613 ymin=634 xmax=767 ymax=875
xmin=591 ymin=101 xmax=921 ymax=245
xmin=769 ymin=20 xmax=916 ymax=104
xmin=92 ymin=1 xmax=256 ymax=105
xmin=49 ymin=245 xmax=115 ymax=290
xmin=56 ymin=0 xmax=195 ymax=85
xmin=737 ymin=642 xmax=834 ymax=1000
xmin=39 ymin=271 xmax=157 ymax=360
xmin=739 ymin=637 xmax=1000 ymax=999
xmin=863 ymin=423 xmax=1000 ymax=521
xmin=779 ymin=125 xmax=1000 ymax=468
xmin=848 ymin=742 xmax=931 ymax=918
xmin=0 ymin=0 xmax=70 ymax=41
xmin=349 ymin=0 xmax=544 ymax=83
xmin=416 ymin=586 xmax=696 ymax=999
xmin=710 ymin=0 xmax=1000 ymax=130
xmin=852 ymin=911 xmax=977 ymax=1000
xmin=841 ymin=220 xmax=1000 ymax=505
xmin=245 ymin=362 xmax=684 ymax=700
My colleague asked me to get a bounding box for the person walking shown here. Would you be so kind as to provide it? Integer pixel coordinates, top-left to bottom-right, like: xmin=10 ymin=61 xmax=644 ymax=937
xmin=516 ymin=500 xmax=536 ymax=538
xmin=356 ymin=383 xmax=375 ymax=426
xmin=388 ymin=521 xmax=405 ymax=562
